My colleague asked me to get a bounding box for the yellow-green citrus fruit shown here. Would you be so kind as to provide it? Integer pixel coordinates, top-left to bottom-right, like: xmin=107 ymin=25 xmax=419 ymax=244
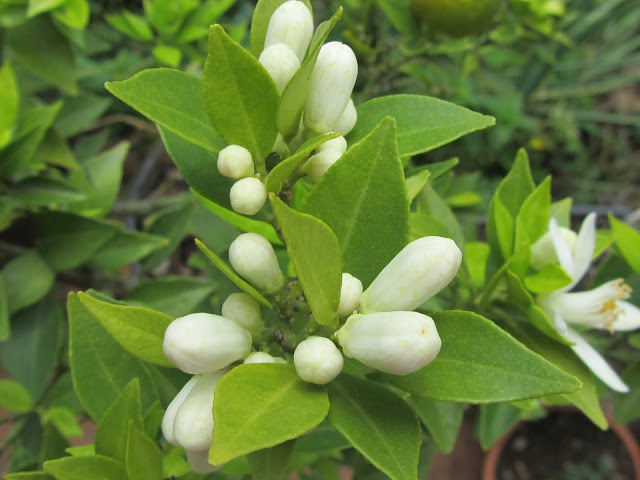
xmin=412 ymin=0 xmax=503 ymax=37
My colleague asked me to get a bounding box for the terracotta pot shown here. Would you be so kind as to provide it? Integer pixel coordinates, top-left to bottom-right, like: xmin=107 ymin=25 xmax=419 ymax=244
xmin=482 ymin=406 xmax=640 ymax=480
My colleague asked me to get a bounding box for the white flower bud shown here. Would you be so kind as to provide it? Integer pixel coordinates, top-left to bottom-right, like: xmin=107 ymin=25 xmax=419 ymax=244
xmin=338 ymin=273 xmax=363 ymax=317
xmin=186 ymin=449 xmax=221 ymax=474
xmin=162 ymin=376 xmax=198 ymax=446
xmin=264 ymin=0 xmax=313 ymax=61
xmin=229 ymin=177 xmax=267 ymax=216
xmin=274 ymin=356 xmax=288 ymax=364
xmin=304 ymin=42 xmax=358 ymax=134
xmin=294 ymin=336 xmax=343 ymax=384
xmin=304 ymin=149 xmax=342 ymax=182
xmin=530 ymin=227 xmax=577 ymax=270
xmin=217 ymin=145 xmax=254 ymax=179
xmin=163 ymin=313 xmax=252 ymax=374
xmin=316 ymin=135 xmax=347 ymax=155
xmin=173 ymin=370 xmax=227 ymax=451
xmin=360 ymin=237 xmax=462 ymax=314
xmin=244 ymin=352 xmax=277 ymax=364
xmin=229 ymin=233 xmax=285 ymax=294
xmin=259 ymin=43 xmax=301 ymax=94
xmin=221 ymin=292 xmax=264 ymax=341
xmin=336 ymin=311 xmax=441 ymax=375
xmin=333 ymin=99 xmax=357 ymax=136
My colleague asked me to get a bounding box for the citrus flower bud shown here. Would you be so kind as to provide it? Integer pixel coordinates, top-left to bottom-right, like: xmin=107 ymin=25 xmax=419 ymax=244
xmin=304 ymin=42 xmax=358 ymax=134
xmin=217 ymin=145 xmax=254 ymax=179
xmin=229 ymin=233 xmax=285 ymax=294
xmin=244 ymin=352 xmax=277 ymax=364
xmin=294 ymin=336 xmax=343 ymax=384
xmin=186 ymin=449 xmax=220 ymax=474
xmin=333 ymin=99 xmax=357 ymax=136
xmin=264 ymin=0 xmax=313 ymax=61
xmin=274 ymin=356 xmax=288 ymax=364
xmin=221 ymin=292 xmax=264 ymax=341
xmin=360 ymin=237 xmax=462 ymax=313
xmin=259 ymin=43 xmax=301 ymax=94
xmin=229 ymin=177 xmax=267 ymax=216
xmin=162 ymin=376 xmax=198 ymax=446
xmin=336 ymin=311 xmax=441 ymax=375
xmin=530 ymin=227 xmax=578 ymax=271
xmin=173 ymin=370 xmax=227 ymax=451
xmin=316 ymin=135 xmax=347 ymax=155
xmin=304 ymin=149 xmax=342 ymax=182
xmin=163 ymin=313 xmax=252 ymax=374
xmin=338 ymin=273 xmax=363 ymax=317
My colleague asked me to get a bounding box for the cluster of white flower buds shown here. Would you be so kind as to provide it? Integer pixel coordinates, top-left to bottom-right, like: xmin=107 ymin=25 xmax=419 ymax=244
xmin=217 ymin=145 xmax=267 ymax=216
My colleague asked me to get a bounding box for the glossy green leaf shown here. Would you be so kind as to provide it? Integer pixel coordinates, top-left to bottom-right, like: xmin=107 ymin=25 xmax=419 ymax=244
xmin=106 ymin=69 xmax=225 ymax=153
xmin=42 ymin=407 xmax=83 ymax=438
xmin=524 ymin=264 xmax=573 ymax=293
xmin=203 ymin=24 xmax=279 ymax=162
xmin=126 ymin=422 xmax=163 ymax=480
xmin=405 ymin=170 xmax=431 ymax=203
xmin=127 ymin=276 xmax=216 ymax=318
xmin=0 ymin=297 xmax=63 ymax=399
xmin=347 ymin=95 xmax=495 ymax=157
xmin=0 ymin=379 xmax=34 ymax=413
xmin=249 ymin=0 xmax=312 ymax=56
xmin=305 ymin=117 xmax=409 ymax=287
xmin=265 ymin=133 xmax=338 ymax=193
xmin=247 ymin=440 xmax=296 ymax=480
xmin=195 ymin=238 xmax=273 ymax=308
xmin=384 ymin=311 xmax=582 ymax=403
xmin=152 ymin=45 xmax=182 ymax=67
xmin=294 ymin=424 xmax=351 ymax=453
xmin=4 ymin=472 xmax=55 ymax=480
xmin=276 ymin=8 xmax=342 ymax=139
xmin=514 ymin=176 xmax=551 ymax=262
xmin=327 ymin=374 xmax=421 ymax=480
xmin=54 ymin=94 xmax=113 ymax=137
xmin=33 ymin=130 xmax=78 ymax=170
xmin=77 ymin=292 xmax=173 ymax=367
xmin=67 ymin=293 xmax=184 ymax=420
xmin=178 ymin=0 xmax=238 ymax=43
xmin=9 ymin=177 xmax=86 ymax=206
xmin=27 ymin=0 xmax=66 ymax=17
xmin=0 ymin=61 xmax=19 ymax=148
xmin=416 ymin=183 xmax=464 ymax=249
xmin=2 ymin=251 xmax=55 ymax=314
xmin=614 ymin=362 xmax=640 ymax=424
xmin=476 ymin=403 xmax=522 ymax=450
xmin=52 ymin=0 xmax=89 ymax=29
xmin=410 ymin=397 xmax=465 ymax=454
xmin=0 ymin=273 xmax=8 ymax=340
xmin=405 ymin=157 xmax=459 ymax=182
xmin=211 ymin=364 xmax=329 ymax=464
xmin=271 ymin=196 xmax=341 ymax=328
xmin=6 ymin=16 xmax=76 ymax=94
xmin=88 ymin=229 xmax=168 ymax=270
xmin=465 ymin=242 xmax=489 ymax=288
xmin=44 ymin=455 xmax=127 ymax=480
xmin=65 ymin=445 xmax=95 ymax=457
xmin=609 ymin=214 xmax=640 ymax=275
xmin=550 ymin=198 xmax=572 ymax=228
xmin=106 ymin=11 xmax=153 ymax=40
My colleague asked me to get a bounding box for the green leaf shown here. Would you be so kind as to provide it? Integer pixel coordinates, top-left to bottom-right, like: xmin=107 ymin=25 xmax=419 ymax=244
xmin=524 ymin=264 xmax=573 ymax=293
xmin=465 ymin=242 xmax=489 ymax=288
xmin=294 ymin=424 xmax=350 ymax=452
xmin=27 ymin=0 xmax=67 ymax=17
xmin=515 ymin=176 xmax=551 ymax=246
xmin=54 ymin=94 xmax=113 ymax=137
xmin=405 ymin=169 xmax=431 ymax=203
xmin=0 ymin=379 xmax=34 ymax=413
xmin=305 ymin=117 xmax=409 ymax=287
xmin=76 ymin=292 xmax=173 ymax=367
xmin=42 ymin=407 xmax=83 ymax=438
xmin=106 ymin=69 xmax=225 ymax=153
xmin=2 ymin=251 xmax=55 ymax=314
xmin=126 ymin=422 xmax=163 ymax=480
xmin=476 ymin=403 xmax=522 ymax=450
xmin=550 ymin=198 xmax=572 ymax=228
xmin=0 ymin=273 xmax=8 ymax=340
xmin=52 ymin=0 xmax=89 ymax=29
xmin=416 ymin=183 xmax=464 ymax=249
xmin=6 ymin=16 xmax=76 ymax=94
xmin=384 ymin=311 xmax=582 ymax=403
xmin=88 ymin=229 xmax=169 ymax=270
xmin=271 ymin=196 xmax=341 ymax=328
xmin=203 ymin=24 xmax=279 ymax=162
xmin=614 ymin=362 xmax=640 ymax=424
xmin=195 ymin=238 xmax=273 ymax=308
xmin=127 ymin=276 xmax=216 ymax=318
xmin=405 ymin=157 xmax=459 ymax=182
xmin=152 ymin=45 xmax=182 ymax=67
xmin=0 ymin=61 xmax=19 ymax=148
xmin=211 ymin=364 xmax=329 ymax=464
xmin=265 ymin=133 xmax=339 ymax=193
xmin=67 ymin=293 xmax=185 ymax=420
xmin=249 ymin=0 xmax=312 ymax=56
xmin=178 ymin=0 xmax=238 ymax=43
xmin=4 ymin=472 xmax=55 ymax=480
xmin=9 ymin=177 xmax=86 ymax=206
xmin=327 ymin=374 xmax=421 ymax=480
xmin=505 ymin=322 xmax=607 ymax=429
xmin=44 ymin=455 xmax=127 ymax=480
xmin=0 ymin=297 xmax=63 ymax=400
xmin=347 ymin=95 xmax=495 ymax=157
xmin=247 ymin=440 xmax=296 ymax=480
xmin=410 ymin=397 xmax=465 ymax=454
xmin=33 ymin=130 xmax=79 ymax=170
xmin=65 ymin=445 xmax=95 ymax=457
xmin=609 ymin=214 xmax=640 ymax=275
xmin=106 ymin=11 xmax=153 ymax=41
xmin=95 ymin=379 xmax=143 ymax=464
xmin=276 ymin=8 xmax=342 ymax=139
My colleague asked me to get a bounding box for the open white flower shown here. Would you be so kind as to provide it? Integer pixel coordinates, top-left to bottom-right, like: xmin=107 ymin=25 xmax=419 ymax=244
xmin=536 ymin=213 xmax=640 ymax=392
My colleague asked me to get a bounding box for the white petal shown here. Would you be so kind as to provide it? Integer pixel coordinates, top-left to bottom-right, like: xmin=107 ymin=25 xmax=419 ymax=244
xmin=548 ymin=218 xmax=575 ymax=290
xmin=610 ymin=301 xmax=640 ymax=332
xmin=571 ymin=213 xmax=596 ymax=288
xmin=564 ymin=327 xmax=629 ymax=393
